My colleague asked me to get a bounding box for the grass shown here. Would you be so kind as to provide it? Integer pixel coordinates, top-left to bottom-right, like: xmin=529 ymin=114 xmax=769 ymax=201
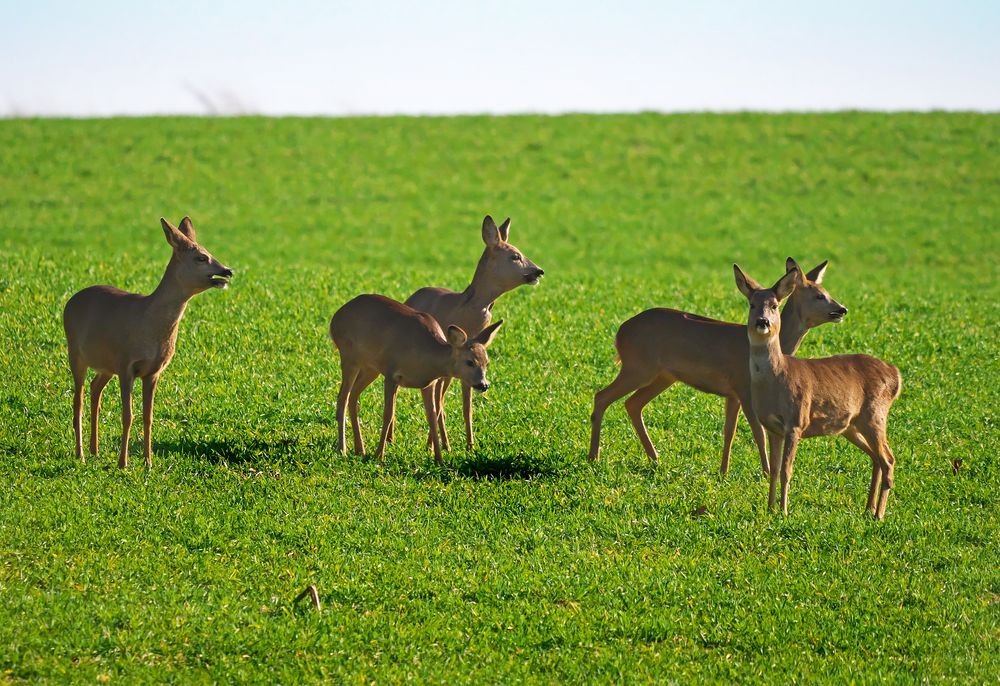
xmin=0 ymin=112 xmax=998 ymax=683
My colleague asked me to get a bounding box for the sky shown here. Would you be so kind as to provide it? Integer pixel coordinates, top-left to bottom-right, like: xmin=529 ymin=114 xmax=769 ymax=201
xmin=0 ymin=0 xmax=997 ymax=117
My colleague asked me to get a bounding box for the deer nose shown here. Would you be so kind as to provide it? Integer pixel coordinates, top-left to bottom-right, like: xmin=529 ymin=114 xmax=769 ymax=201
xmin=474 ymin=381 xmax=489 ymax=392
xmin=835 ymin=306 xmax=848 ymax=316
xmin=756 ymin=318 xmax=769 ymax=328
xmin=220 ymin=267 xmax=234 ymax=278
xmin=535 ymin=268 xmax=544 ymax=277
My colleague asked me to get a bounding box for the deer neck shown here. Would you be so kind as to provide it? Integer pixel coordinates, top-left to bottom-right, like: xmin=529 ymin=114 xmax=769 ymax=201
xmin=778 ymin=298 xmax=809 ymax=355
xmin=146 ymin=261 xmax=194 ymax=337
xmin=462 ymin=253 xmax=506 ymax=311
xmin=749 ymin=330 xmax=787 ymax=384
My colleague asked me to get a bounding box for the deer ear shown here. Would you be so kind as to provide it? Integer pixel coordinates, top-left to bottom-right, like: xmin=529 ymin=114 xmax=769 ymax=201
xmin=805 ymin=260 xmax=828 ymax=284
xmin=733 ymin=264 xmax=762 ymax=300
xmin=177 ymin=216 xmax=197 ymax=242
xmin=497 ymin=217 xmax=511 ymax=242
xmin=446 ymin=325 xmax=468 ymax=348
xmin=161 ymin=218 xmax=189 ymax=250
xmin=772 ymin=266 xmax=802 ymax=301
xmin=785 ymin=256 xmax=800 ymax=274
xmin=473 ymin=320 xmax=503 ymax=348
xmin=482 ymin=215 xmax=500 ymax=247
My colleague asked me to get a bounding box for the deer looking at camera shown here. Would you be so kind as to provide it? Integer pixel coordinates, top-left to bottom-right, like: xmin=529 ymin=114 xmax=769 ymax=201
xmin=359 ymin=215 xmax=542 ymax=452
xmin=63 ymin=217 xmax=233 ymax=469
xmin=589 ymin=258 xmax=846 ymax=474
xmin=330 ymin=294 xmax=503 ymax=464
xmin=734 ymin=264 xmax=901 ymax=519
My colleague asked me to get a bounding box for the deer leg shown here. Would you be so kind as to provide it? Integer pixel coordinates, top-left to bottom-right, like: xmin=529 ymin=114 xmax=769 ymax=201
xmin=588 ymin=367 xmax=649 ymax=462
xmin=350 ymin=368 xmax=378 ymax=456
xmin=842 ymin=427 xmax=881 ymax=514
xmin=779 ymin=428 xmax=802 ymax=516
xmin=70 ymin=357 xmax=87 ymax=463
xmin=437 ymin=378 xmax=452 ymax=452
xmin=740 ymin=396 xmax=769 ymax=477
xmin=89 ymin=372 xmax=112 ymax=456
xmin=720 ymin=395 xmax=740 ymax=475
xmin=461 ymin=380 xmax=475 ymax=450
xmin=336 ymin=362 xmax=360 ymax=455
xmin=422 ymin=385 xmax=443 ymax=465
xmin=118 ymin=372 xmax=134 ymax=469
xmin=766 ymin=431 xmax=783 ymax=512
xmin=374 ymin=379 xmax=398 ymax=463
xmin=858 ymin=422 xmax=896 ymax=520
xmin=141 ymin=375 xmax=159 ymax=468
xmin=623 ymin=376 xmax=673 ymax=463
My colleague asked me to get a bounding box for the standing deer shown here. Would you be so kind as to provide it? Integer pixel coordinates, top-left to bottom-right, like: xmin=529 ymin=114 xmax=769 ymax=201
xmin=734 ymin=263 xmax=901 ymax=518
xmin=329 ymin=294 xmax=503 ymax=464
xmin=589 ymin=258 xmax=846 ymax=474
xmin=371 ymin=214 xmax=542 ymax=451
xmin=63 ymin=217 xmax=233 ymax=468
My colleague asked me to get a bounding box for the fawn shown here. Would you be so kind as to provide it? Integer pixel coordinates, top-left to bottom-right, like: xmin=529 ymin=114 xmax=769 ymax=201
xmin=329 ymin=294 xmax=503 ymax=464
xmin=734 ymin=263 xmax=901 ymax=518
xmin=63 ymin=217 xmax=233 ymax=468
xmin=374 ymin=214 xmax=542 ymax=451
xmin=589 ymin=258 xmax=846 ymax=474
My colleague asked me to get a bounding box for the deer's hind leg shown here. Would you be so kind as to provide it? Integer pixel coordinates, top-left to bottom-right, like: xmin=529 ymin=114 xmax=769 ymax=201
xmin=623 ymin=375 xmax=674 ymax=463
xmin=842 ymin=427 xmax=881 ymax=515
xmin=336 ymin=360 xmax=361 ymax=455
xmin=589 ymin=366 xmax=655 ymax=462
xmin=89 ymin=372 xmax=112 ymax=456
xmin=350 ymin=367 xmax=378 ymax=456
xmin=118 ymin=371 xmax=135 ymax=469
xmin=69 ymin=353 xmax=87 ymax=462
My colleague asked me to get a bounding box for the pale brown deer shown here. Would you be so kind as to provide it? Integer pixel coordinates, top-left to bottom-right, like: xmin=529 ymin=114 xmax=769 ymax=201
xmin=374 ymin=215 xmax=542 ymax=451
xmin=589 ymin=258 xmax=846 ymax=474
xmin=734 ymin=264 xmax=901 ymax=518
xmin=329 ymin=294 xmax=503 ymax=464
xmin=63 ymin=217 xmax=233 ymax=468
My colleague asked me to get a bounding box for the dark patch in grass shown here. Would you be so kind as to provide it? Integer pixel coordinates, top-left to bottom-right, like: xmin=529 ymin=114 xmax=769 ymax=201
xmin=156 ymin=436 xmax=307 ymax=465
xmin=454 ymin=452 xmax=560 ymax=481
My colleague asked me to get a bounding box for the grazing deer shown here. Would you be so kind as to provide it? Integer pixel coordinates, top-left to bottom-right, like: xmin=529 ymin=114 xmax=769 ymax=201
xmin=63 ymin=217 xmax=233 ymax=468
xmin=329 ymin=294 xmax=503 ymax=464
xmin=373 ymin=214 xmax=542 ymax=451
xmin=589 ymin=258 xmax=846 ymax=474
xmin=734 ymin=264 xmax=901 ymax=518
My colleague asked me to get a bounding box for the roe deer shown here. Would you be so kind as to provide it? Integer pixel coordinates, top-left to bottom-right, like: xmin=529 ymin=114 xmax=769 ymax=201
xmin=63 ymin=217 xmax=233 ymax=468
xmin=734 ymin=264 xmax=901 ymax=519
xmin=329 ymin=294 xmax=503 ymax=464
xmin=376 ymin=214 xmax=542 ymax=451
xmin=589 ymin=258 xmax=846 ymax=474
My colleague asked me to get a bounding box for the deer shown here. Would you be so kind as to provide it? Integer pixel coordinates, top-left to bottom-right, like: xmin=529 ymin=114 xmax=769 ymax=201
xmin=589 ymin=258 xmax=847 ymax=475
xmin=734 ymin=263 xmax=902 ymax=519
xmin=366 ymin=214 xmax=542 ymax=452
xmin=329 ymin=293 xmax=503 ymax=465
xmin=62 ymin=217 xmax=233 ymax=469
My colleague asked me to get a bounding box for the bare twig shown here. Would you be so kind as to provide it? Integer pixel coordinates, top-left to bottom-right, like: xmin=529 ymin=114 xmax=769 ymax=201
xmin=294 ymin=584 xmax=321 ymax=611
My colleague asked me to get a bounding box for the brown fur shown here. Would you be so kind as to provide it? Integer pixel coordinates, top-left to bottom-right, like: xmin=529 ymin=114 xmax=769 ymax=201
xmin=589 ymin=258 xmax=846 ymax=474
xmin=62 ymin=217 xmax=232 ymax=468
xmin=394 ymin=215 xmax=543 ymax=451
xmin=735 ymin=264 xmax=902 ymax=519
xmin=329 ymin=294 xmax=503 ymax=464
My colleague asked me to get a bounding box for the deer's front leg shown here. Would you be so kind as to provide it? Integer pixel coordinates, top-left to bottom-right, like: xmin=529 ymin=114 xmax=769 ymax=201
xmin=118 ymin=372 xmax=134 ymax=469
xmin=141 ymin=374 xmax=159 ymax=468
xmin=766 ymin=431 xmax=783 ymax=511
xmin=374 ymin=379 xmax=398 ymax=463
xmin=422 ymin=385 xmax=443 ymax=465
xmin=461 ymin=381 xmax=474 ymax=449
xmin=779 ymin=428 xmax=802 ymax=516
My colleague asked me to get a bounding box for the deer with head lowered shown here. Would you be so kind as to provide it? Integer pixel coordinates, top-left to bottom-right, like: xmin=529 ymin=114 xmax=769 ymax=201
xmin=368 ymin=214 xmax=542 ymax=451
xmin=329 ymin=294 xmax=503 ymax=464
xmin=734 ymin=263 xmax=901 ymax=518
xmin=589 ymin=258 xmax=846 ymax=474
xmin=63 ymin=217 xmax=233 ymax=468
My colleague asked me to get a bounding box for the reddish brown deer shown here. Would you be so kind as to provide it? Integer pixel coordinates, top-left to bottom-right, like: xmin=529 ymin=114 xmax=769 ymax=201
xmin=734 ymin=264 xmax=901 ymax=518
xmin=374 ymin=215 xmax=542 ymax=451
xmin=329 ymin=294 xmax=503 ymax=464
xmin=589 ymin=258 xmax=846 ymax=474
xmin=63 ymin=217 xmax=233 ymax=468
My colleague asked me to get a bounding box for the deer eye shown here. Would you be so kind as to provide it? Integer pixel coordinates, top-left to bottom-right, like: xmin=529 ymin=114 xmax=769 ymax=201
xmin=465 ymin=360 xmax=475 ymax=367
xmin=511 ymin=254 xmax=521 ymax=262
xmin=197 ymin=255 xmax=208 ymax=262
xmin=815 ymin=294 xmax=824 ymax=300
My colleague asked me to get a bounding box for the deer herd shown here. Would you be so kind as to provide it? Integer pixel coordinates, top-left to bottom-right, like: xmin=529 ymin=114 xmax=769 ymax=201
xmin=62 ymin=215 xmax=902 ymax=519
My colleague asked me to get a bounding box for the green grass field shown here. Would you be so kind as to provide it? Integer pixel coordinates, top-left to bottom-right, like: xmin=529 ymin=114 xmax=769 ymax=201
xmin=0 ymin=113 xmax=997 ymax=683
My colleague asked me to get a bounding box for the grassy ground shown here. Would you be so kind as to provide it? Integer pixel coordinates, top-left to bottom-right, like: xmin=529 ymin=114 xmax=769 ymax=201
xmin=0 ymin=113 xmax=997 ymax=683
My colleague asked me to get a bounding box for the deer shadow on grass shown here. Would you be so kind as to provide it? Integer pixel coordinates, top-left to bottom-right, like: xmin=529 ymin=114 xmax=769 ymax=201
xmin=154 ymin=435 xmax=310 ymax=466
xmin=392 ymin=448 xmax=562 ymax=483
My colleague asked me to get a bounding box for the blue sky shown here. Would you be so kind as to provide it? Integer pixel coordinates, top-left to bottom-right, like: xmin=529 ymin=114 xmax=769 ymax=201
xmin=1 ymin=0 xmax=997 ymax=116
